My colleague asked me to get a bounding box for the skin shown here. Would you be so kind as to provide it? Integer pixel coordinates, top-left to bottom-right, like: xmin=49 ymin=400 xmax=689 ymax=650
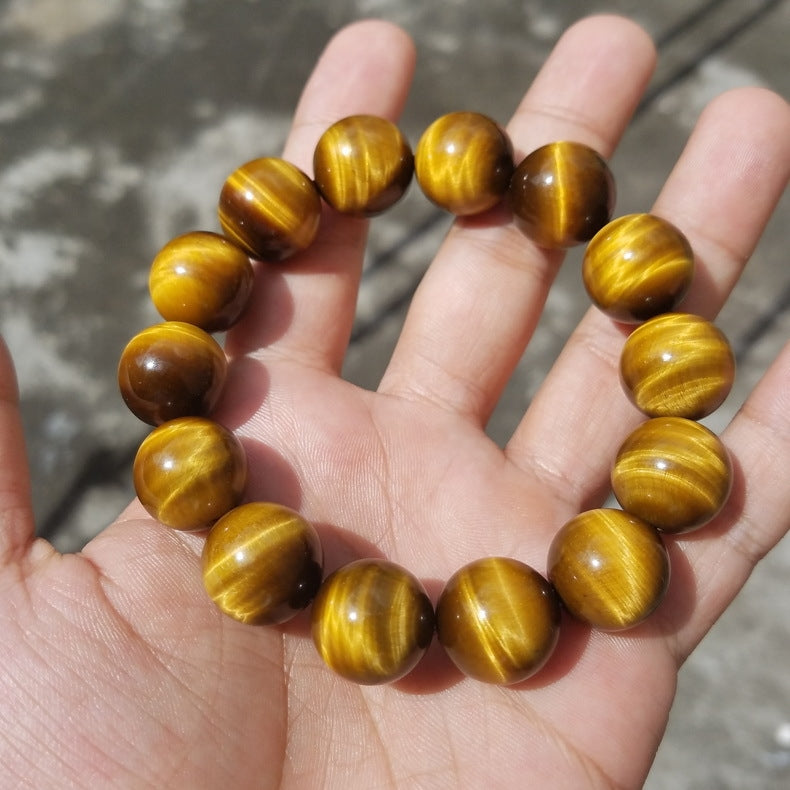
xmin=1 ymin=15 xmax=789 ymax=790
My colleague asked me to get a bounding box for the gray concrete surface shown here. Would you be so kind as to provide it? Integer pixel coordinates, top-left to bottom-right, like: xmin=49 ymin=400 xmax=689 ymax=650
xmin=0 ymin=0 xmax=787 ymax=787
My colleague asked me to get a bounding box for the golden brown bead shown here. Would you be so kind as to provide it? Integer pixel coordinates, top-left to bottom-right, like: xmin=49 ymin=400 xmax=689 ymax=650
xmin=509 ymin=141 xmax=615 ymax=248
xmin=313 ymin=115 xmax=414 ymax=216
xmin=202 ymin=502 xmax=323 ymax=625
xmin=620 ymin=313 xmax=735 ymax=419
xmin=118 ymin=321 xmax=227 ymax=426
xmin=548 ymin=508 xmax=670 ymax=631
xmin=311 ymin=559 xmax=435 ymax=685
xmin=148 ymin=231 xmax=254 ymax=332
xmin=583 ymin=214 xmax=695 ymax=323
xmin=218 ymin=157 xmax=322 ymax=261
xmin=612 ymin=417 xmax=732 ymax=534
xmin=436 ymin=557 xmax=561 ymax=685
xmin=133 ymin=417 xmax=247 ymax=531
xmin=414 ymin=111 xmax=513 ymax=216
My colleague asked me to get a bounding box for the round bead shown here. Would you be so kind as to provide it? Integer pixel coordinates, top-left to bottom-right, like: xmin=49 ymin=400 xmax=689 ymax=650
xmin=313 ymin=115 xmax=414 ymax=216
xmin=548 ymin=509 xmax=670 ymax=631
xmin=620 ymin=313 xmax=735 ymax=419
xmin=436 ymin=557 xmax=561 ymax=685
xmin=414 ymin=111 xmax=513 ymax=216
xmin=202 ymin=502 xmax=323 ymax=625
xmin=133 ymin=417 xmax=247 ymax=531
xmin=118 ymin=321 xmax=227 ymax=426
xmin=218 ymin=157 xmax=322 ymax=262
xmin=583 ymin=214 xmax=695 ymax=323
xmin=612 ymin=417 xmax=732 ymax=534
xmin=311 ymin=559 xmax=435 ymax=685
xmin=148 ymin=231 xmax=254 ymax=332
xmin=509 ymin=141 xmax=615 ymax=248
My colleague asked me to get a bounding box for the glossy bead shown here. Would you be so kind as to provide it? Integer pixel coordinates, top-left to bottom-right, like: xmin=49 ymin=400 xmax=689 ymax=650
xmin=620 ymin=313 xmax=735 ymax=419
xmin=548 ymin=509 xmax=670 ymax=630
xmin=218 ymin=157 xmax=322 ymax=261
xmin=202 ymin=502 xmax=323 ymax=625
xmin=414 ymin=111 xmax=513 ymax=216
xmin=612 ymin=417 xmax=732 ymax=534
xmin=118 ymin=321 xmax=227 ymax=426
xmin=311 ymin=559 xmax=435 ymax=685
xmin=313 ymin=115 xmax=414 ymax=216
xmin=509 ymin=141 xmax=615 ymax=248
xmin=148 ymin=231 xmax=254 ymax=332
xmin=436 ymin=557 xmax=561 ymax=685
xmin=583 ymin=214 xmax=695 ymax=323
xmin=133 ymin=417 xmax=247 ymax=531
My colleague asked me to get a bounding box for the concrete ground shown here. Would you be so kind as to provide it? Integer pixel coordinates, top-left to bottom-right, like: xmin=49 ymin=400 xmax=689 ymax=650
xmin=0 ymin=0 xmax=788 ymax=787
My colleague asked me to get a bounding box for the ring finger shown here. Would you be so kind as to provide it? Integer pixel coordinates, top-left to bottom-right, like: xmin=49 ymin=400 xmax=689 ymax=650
xmin=505 ymin=86 xmax=790 ymax=510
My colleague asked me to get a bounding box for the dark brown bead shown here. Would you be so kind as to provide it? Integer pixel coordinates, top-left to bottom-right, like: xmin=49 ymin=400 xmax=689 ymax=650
xmin=436 ymin=557 xmax=561 ymax=685
xmin=133 ymin=417 xmax=247 ymax=531
xmin=313 ymin=115 xmax=414 ymax=216
xmin=547 ymin=508 xmax=670 ymax=631
xmin=149 ymin=231 xmax=254 ymax=332
xmin=311 ymin=559 xmax=435 ymax=685
xmin=118 ymin=321 xmax=227 ymax=426
xmin=583 ymin=214 xmax=695 ymax=323
xmin=414 ymin=111 xmax=514 ymax=216
xmin=218 ymin=157 xmax=322 ymax=262
xmin=620 ymin=313 xmax=735 ymax=419
xmin=612 ymin=417 xmax=732 ymax=534
xmin=202 ymin=502 xmax=323 ymax=625
xmin=509 ymin=141 xmax=615 ymax=248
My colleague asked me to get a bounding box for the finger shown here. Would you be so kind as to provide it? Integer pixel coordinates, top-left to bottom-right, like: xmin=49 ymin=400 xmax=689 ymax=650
xmin=225 ymin=20 xmax=416 ymax=373
xmin=0 ymin=338 xmax=36 ymax=566
xmin=378 ymin=15 xmax=656 ymax=422
xmin=666 ymin=341 xmax=790 ymax=660
xmin=506 ymin=87 xmax=790 ymax=509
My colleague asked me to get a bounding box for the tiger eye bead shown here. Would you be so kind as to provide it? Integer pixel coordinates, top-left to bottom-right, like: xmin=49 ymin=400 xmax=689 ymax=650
xmin=583 ymin=214 xmax=695 ymax=323
xmin=612 ymin=417 xmax=732 ymax=534
xmin=202 ymin=502 xmax=323 ymax=624
xmin=311 ymin=559 xmax=435 ymax=685
xmin=509 ymin=141 xmax=615 ymax=248
xmin=118 ymin=322 xmax=227 ymax=426
xmin=620 ymin=313 xmax=735 ymax=419
xmin=148 ymin=231 xmax=254 ymax=332
xmin=414 ymin=111 xmax=514 ymax=216
xmin=133 ymin=417 xmax=247 ymax=531
xmin=436 ymin=557 xmax=561 ymax=685
xmin=218 ymin=157 xmax=322 ymax=262
xmin=313 ymin=115 xmax=414 ymax=216
xmin=547 ymin=508 xmax=670 ymax=631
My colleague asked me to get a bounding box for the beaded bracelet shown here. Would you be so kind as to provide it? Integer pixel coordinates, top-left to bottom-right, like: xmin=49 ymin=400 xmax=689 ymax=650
xmin=118 ymin=112 xmax=735 ymax=686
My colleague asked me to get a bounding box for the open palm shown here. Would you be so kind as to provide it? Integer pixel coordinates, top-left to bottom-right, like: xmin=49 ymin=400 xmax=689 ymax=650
xmin=1 ymin=16 xmax=789 ymax=790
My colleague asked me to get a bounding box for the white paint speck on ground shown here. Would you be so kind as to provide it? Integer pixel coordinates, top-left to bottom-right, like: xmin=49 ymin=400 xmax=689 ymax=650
xmin=1 ymin=310 xmax=102 ymax=398
xmin=0 ymin=233 xmax=83 ymax=288
xmin=523 ymin=1 xmax=561 ymax=40
xmin=657 ymin=56 xmax=767 ymax=128
xmin=90 ymin=146 xmax=143 ymax=204
xmin=0 ymin=0 xmax=125 ymax=46
xmin=775 ymin=722 xmax=790 ymax=750
xmin=128 ymin=0 xmax=187 ymax=52
xmin=0 ymin=86 xmax=43 ymax=123
xmin=0 ymin=147 xmax=93 ymax=219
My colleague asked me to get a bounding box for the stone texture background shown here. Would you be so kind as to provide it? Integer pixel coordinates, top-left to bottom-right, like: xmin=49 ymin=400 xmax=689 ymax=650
xmin=0 ymin=0 xmax=787 ymax=786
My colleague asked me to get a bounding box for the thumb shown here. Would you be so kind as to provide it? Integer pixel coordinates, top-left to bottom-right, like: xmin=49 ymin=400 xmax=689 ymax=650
xmin=0 ymin=337 xmax=35 ymax=566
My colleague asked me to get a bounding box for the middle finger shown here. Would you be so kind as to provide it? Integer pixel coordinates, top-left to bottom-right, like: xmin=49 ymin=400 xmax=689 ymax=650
xmin=378 ymin=15 xmax=656 ymax=423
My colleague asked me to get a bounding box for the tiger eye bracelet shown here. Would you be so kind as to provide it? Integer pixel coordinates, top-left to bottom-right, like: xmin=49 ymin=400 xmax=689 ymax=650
xmin=118 ymin=112 xmax=735 ymax=686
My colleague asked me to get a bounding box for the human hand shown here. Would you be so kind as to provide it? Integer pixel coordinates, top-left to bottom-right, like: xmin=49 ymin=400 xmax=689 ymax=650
xmin=1 ymin=15 xmax=788 ymax=790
